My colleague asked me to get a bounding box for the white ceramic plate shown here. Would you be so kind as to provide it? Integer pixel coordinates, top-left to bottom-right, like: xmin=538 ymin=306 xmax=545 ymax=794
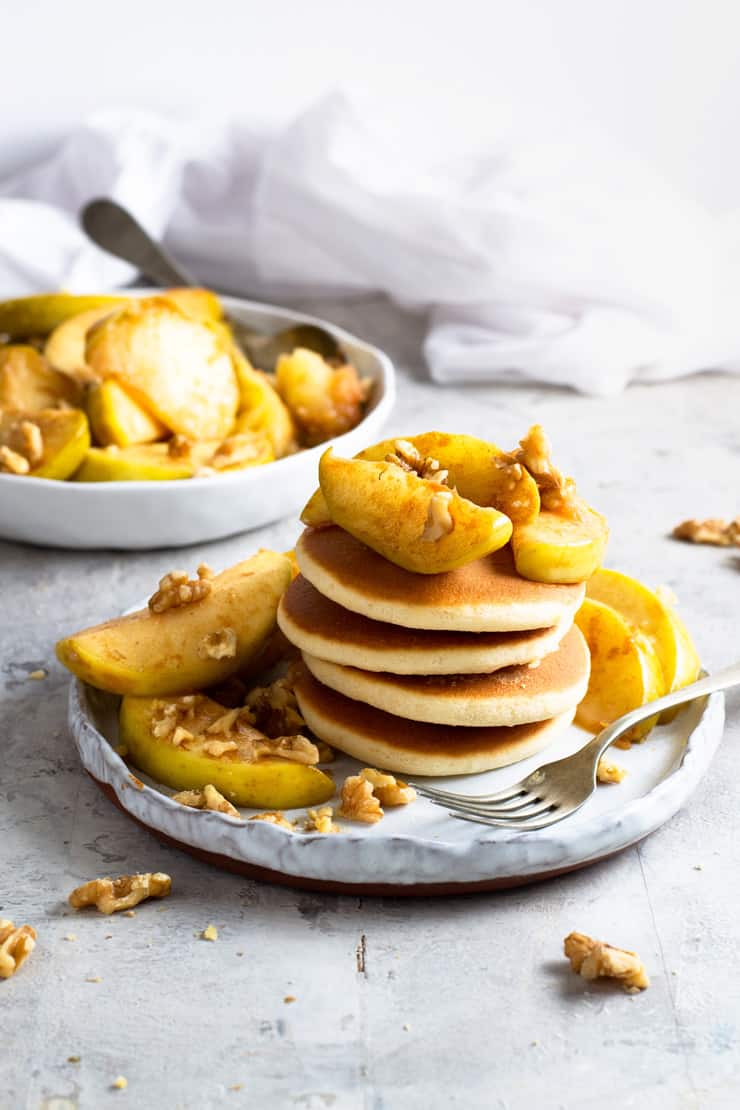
xmin=0 ymin=294 xmax=395 ymax=550
xmin=69 ymin=679 xmax=725 ymax=894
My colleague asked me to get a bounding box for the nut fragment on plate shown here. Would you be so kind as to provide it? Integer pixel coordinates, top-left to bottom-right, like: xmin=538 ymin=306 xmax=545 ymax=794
xmin=338 ymin=775 xmax=384 ymax=824
xmin=596 ymin=758 xmax=627 ymax=785
xmin=386 ymin=438 xmax=448 ymax=484
xmin=172 ymin=784 xmax=241 ymax=818
xmin=303 ymin=806 xmax=340 ymax=834
xmin=359 ymin=768 xmax=417 ymax=806
xmin=564 ymin=931 xmax=649 ymax=992
xmin=0 ymin=919 xmax=37 ymax=979
xmin=249 ymin=811 xmax=296 ymax=830
xmin=68 ymin=873 xmax=172 ymax=915
xmin=148 ymin=564 xmax=214 ymax=613
xmin=672 ymin=517 xmax=740 ymax=547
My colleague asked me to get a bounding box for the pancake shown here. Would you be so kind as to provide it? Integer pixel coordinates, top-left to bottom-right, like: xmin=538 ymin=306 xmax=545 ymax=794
xmin=302 ymin=624 xmax=590 ymax=727
xmin=279 ymin=574 xmax=574 ymax=674
xmin=296 ymin=526 xmax=585 ymax=632
xmin=295 ymin=668 xmax=576 ymax=775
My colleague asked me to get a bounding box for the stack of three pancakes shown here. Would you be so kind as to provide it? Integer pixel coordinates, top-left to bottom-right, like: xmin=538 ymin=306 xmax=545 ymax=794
xmin=278 ymin=526 xmax=591 ymax=776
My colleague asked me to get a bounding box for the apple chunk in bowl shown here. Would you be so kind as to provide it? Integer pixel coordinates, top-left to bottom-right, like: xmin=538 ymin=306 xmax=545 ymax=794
xmin=0 ymin=293 xmax=395 ymax=549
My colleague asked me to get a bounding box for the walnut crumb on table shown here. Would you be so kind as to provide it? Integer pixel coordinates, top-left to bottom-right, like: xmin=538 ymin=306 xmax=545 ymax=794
xmin=672 ymin=516 xmax=740 ymax=546
xmin=564 ymin=931 xmax=649 ymax=993
xmin=27 ymin=669 xmax=46 ymax=680
xmin=68 ymin=873 xmax=171 ymax=915
xmin=112 ymin=1076 xmax=128 ymax=1090
xmin=201 ymin=925 xmax=218 ymax=942
xmin=0 ymin=919 xmax=37 ymax=979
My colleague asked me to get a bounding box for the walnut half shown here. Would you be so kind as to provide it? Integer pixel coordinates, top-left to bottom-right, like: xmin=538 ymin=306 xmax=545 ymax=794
xmin=0 ymin=919 xmax=37 ymax=979
xmin=673 ymin=517 xmax=740 ymax=547
xmin=69 ymin=873 xmax=172 ymax=915
xmin=148 ymin=564 xmax=214 ymax=613
xmin=564 ymin=931 xmax=649 ymax=993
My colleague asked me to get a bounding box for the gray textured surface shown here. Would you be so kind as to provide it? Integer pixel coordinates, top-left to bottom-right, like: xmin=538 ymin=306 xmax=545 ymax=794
xmin=2 ymin=296 xmax=739 ymax=1110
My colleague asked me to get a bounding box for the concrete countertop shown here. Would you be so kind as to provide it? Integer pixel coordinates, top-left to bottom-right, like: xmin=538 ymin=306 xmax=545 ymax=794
xmin=2 ymin=296 xmax=739 ymax=1110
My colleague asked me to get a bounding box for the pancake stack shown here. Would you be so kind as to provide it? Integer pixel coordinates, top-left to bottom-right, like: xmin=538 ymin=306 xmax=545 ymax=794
xmin=278 ymin=525 xmax=591 ymax=776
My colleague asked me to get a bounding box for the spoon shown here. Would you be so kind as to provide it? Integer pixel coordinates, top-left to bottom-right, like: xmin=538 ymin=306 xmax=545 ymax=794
xmin=80 ymin=198 xmax=344 ymax=369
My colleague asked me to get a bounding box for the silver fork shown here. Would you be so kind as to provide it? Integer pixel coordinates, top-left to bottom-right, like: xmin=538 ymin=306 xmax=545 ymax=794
xmin=410 ymin=662 xmax=739 ymax=832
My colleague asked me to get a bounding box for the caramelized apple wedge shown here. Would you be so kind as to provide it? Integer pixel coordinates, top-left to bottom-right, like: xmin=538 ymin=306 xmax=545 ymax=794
xmin=45 ymin=305 xmax=126 ymax=383
xmin=86 ymin=380 xmax=168 ymax=447
xmin=119 ymin=695 xmax=334 ymax=808
xmin=86 ymin=297 xmax=239 ymax=440
xmin=575 ymin=597 xmax=664 ymax=742
xmin=233 ymin=349 xmax=297 ymax=458
xmin=276 ymin=347 xmax=367 ymax=446
xmin=318 ymin=449 xmax=512 ymax=574
xmin=512 ymin=505 xmax=609 ymax=584
xmin=74 ymin=444 xmax=193 ymax=482
xmin=0 ymin=408 xmax=90 ymax=479
xmin=301 ymin=431 xmax=540 ymax=528
xmin=0 ymin=293 xmax=125 ymax=340
xmin=55 ymin=551 xmax=292 ymax=696
xmin=0 ymin=345 xmax=82 ymax=411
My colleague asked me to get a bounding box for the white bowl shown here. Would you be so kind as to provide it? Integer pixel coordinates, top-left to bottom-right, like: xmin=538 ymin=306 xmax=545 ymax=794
xmin=0 ymin=294 xmax=395 ymax=550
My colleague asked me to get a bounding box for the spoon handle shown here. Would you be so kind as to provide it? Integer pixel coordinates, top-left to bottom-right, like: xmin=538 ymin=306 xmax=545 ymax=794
xmin=81 ymin=198 xmax=197 ymax=288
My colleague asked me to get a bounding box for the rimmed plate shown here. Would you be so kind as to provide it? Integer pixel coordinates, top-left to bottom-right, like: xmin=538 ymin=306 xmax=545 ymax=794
xmin=0 ymin=294 xmax=395 ymax=550
xmin=69 ymin=680 xmax=725 ymax=895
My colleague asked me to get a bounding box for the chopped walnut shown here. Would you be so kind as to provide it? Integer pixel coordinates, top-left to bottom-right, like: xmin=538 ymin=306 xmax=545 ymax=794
xmin=338 ymin=775 xmax=384 ymax=824
xmin=597 ymin=758 xmax=627 ymax=785
xmin=202 ymin=738 xmax=239 ymax=757
xmin=422 ymin=490 xmax=454 ymax=542
xmin=68 ymin=873 xmax=172 ymax=915
xmin=201 ymin=924 xmax=218 ymax=942
xmin=198 ymin=627 xmax=238 ymax=660
xmin=508 ymin=425 xmax=580 ymax=517
xmin=359 ymin=767 xmax=417 ymax=806
xmin=256 ymin=733 xmax=319 ymax=764
xmin=0 ymin=919 xmax=37 ymax=979
xmin=672 ymin=517 xmax=740 ymax=547
xmin=386 ymin=439 xmax=449 ymax=484
xmin=205 ymin=433 xmax=267 ymax=471
xmin=19 ymin=420 xmax=43 ymax=465
xmin=564 ymin=931 xmax=649 ymax=992
xmin=303 ymin=806 xmax=340 ymax=834
xmin=249 ymin=811 xmax=296 ymax=830
xmin=245 ymin=671 xmax=306 ymax=737
xmin=148 ymin=564 xmax=214 ymax=613
xmin=172 ymin=784 xmax=241 ymax=818
xmin=0 ymin=445 xmax=30 ymax=474
xmin=167 ymin=434 xmax=192 ymax=460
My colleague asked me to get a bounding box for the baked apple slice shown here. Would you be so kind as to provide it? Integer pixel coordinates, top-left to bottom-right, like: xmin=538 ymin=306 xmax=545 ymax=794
xmin=575 ymin=597 xmax=664 ymax=742
xmin=0 ymin=293 xmax=125 ymax=340
xmin=0 ymin=345 xmax=82 ymax=411
xmin=233 ymin=349 xmax=296 ymax=458
xmin=74 ymin=444 xmax=193 ymax=482
xmin=119 ymin=694 xmax=334 ymax=808
xmin=86 ymin=380 xmax=168 ymax=447
xmin=511 ymin=506 xmax=609 ymax=584
xmin=55 ymin=551 xmax=292 ymax=696
xmin=318 ymin=449 xmax=512 ymax=574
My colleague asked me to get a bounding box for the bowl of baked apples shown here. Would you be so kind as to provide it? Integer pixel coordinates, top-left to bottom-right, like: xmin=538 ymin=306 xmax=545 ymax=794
xmin=0 ymin=288 xmax=395 ymax=549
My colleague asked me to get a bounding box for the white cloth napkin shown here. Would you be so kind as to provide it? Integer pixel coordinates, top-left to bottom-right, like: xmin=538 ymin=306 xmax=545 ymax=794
xmin=2 ymin=92 xmax=739 ymax=395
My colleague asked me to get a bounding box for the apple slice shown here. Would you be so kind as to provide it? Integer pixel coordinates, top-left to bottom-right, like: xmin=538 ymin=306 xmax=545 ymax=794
xmin=45 ymin=305 xmax=126 ymax=383
xmin=56 ymin=550 xmax=292 ymax=696
xmin=0 ymin=345 xmax=82 ymax=410
xmin=575 ymin=597 xmax=664 ymax=742
xmin=318 ymin=448 xmax=512 ymax=574
xmin=233 ymin=349 xmax=297 ymax=458
xmin=119 ymin=694 xmax=334 ymax=808
xmin=0 ymin=408 xmax=90 ymax=480
xmin=0 ymin=293 xmax=126 ymax=340
xmin=86 ymin=380 xmax=168 ymax=447
xmin=74 ymin=444 xmax=193 ymax=482
xmin=512 ymin=505 xmax=609 ymax=584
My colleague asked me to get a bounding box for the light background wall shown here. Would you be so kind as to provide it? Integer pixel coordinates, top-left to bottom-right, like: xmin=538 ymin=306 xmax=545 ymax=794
xmin=3 ymin=0 xmax=739 ymax=212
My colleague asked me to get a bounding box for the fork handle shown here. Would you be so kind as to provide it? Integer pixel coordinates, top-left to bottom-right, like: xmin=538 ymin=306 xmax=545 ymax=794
xmin=591 ymin=658 xmax=740 ymax=757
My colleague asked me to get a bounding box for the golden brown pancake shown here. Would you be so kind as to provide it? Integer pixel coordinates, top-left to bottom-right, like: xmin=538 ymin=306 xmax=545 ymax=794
xmin=279 ymin=574 xmax=573 ymax=674
xmin=296 ymin=526 xmax=585 ymax=632
xmin=295 ymin=668 xmax=576 ymax=775
xmin=302 ymin=624 xmax=590 ymax=727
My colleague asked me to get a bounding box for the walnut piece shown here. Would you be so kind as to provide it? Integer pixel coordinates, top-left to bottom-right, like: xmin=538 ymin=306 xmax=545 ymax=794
xmin=564 ymin=931 xmax=649 ymax=992
xmin=386 ymin=438 xmax=449 ymax=484
xmin=359 ymin=767 xmax=416 ymax=806
xmin=672 ymin=517 xmax=740 ymax=547
xmin=167 ymin=434 xmax=192 ymax=460
xmin=422 ymin=490 xmax=455 ymax=542
xmin=68 ymin=873 xmax=172 ymax=915
xmin=0 ymin=445 xmax=30 ymax=474
xmin=205 ymin=433 xmax=266 ymax=472
xmin=172 ymin=784 xmax=240 ymax=818
xmin=148 ymin=564 xmax=214 ymax=613
xmin=0 ymin=919 xmax=37 ymax=979
xmin=256 ymin=734 xmax=319 ymax=764
xmin=597 ymin=758 xmax=627 ymax=785
xmin=197 ymin=627 xmax=238 ymax=660
xmin=245 ymin=671 xmax=306 ymax=737
xmin=508 ymin=424 xmax=580 ymax=517
xmin=249 ymin=811 xmax=296 ymax=830
xmin=303 ymin=806 xmax=340 ymax=834
xmin=338 ymin=775 xmax=384 ymax=824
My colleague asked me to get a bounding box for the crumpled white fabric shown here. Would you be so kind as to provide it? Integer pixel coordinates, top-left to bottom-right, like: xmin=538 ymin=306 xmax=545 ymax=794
xmin=2 ymin=92 xmax=738 ymax=395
